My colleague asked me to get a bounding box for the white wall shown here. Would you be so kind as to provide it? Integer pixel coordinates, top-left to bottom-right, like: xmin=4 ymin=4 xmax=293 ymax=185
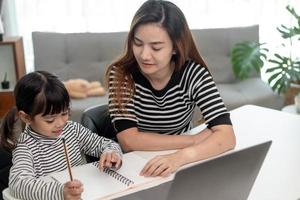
xmin=2 ymin=0 xmax=300 ymax=73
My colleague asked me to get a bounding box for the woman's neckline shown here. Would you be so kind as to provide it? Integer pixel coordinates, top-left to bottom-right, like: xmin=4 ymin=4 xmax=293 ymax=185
xmin=141 ymin=62 xmax=175 ymax=92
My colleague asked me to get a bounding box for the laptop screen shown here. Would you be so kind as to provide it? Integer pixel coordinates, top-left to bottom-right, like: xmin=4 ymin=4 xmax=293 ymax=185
xmin=167 ymin=141 xmax=272 ymax=200
xmin=116 ymin=141 xmax=272 ymax=200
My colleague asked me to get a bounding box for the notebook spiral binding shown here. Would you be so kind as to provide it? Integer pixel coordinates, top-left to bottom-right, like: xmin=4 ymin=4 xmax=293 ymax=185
xmin=103 ymin=168 xmax=135 ymax=186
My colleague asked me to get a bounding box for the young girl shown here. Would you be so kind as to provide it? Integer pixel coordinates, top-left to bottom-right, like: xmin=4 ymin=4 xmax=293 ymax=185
xmin=0 ymin=71 xmax=122 ymax=200
xmin=105 ymin=0 xmax=235 ymax=177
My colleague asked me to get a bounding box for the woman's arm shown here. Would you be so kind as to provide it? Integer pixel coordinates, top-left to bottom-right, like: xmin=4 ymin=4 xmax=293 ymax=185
xmin=117 ymin=127 xmax=213 ymax=152
xmin=179 ymin=124 xmax=235 ymax=163
xmin=140 ymin=124 xmax=235 ymax=177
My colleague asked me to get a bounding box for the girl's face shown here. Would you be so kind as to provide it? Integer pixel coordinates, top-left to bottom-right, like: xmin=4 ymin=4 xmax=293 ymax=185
xmin=132 ymin=23 xmax=174 ymax=79
xmin=29 ymin=110 xmax=69 ymax=138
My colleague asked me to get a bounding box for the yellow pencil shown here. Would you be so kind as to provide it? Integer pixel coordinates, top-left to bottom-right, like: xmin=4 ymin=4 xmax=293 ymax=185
xmin=62 ymin=137 xmax=73 ymax=181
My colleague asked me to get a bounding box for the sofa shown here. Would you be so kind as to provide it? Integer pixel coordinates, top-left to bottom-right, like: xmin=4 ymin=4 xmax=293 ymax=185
xmin=32 ymin=25 xmax=284 ymax=123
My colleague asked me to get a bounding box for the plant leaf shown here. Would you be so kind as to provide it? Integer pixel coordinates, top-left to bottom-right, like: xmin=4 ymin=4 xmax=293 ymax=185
xmin=231 ymin=41 xmax=267 ymax=80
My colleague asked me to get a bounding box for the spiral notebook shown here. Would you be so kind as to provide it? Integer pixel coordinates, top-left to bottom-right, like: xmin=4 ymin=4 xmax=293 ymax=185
xmin=50 ymin=152 xmax=160 ymax=200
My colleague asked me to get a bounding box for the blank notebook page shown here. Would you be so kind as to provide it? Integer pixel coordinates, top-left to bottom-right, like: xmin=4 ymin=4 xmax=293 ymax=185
xmin=51 ymin=152 xmax=158 ymax=200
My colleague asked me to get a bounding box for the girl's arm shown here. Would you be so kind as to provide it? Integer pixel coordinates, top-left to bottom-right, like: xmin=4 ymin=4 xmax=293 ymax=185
xmin=140 ymin=124 xmax=235 ymax=177
xmin=117 ymin=127 xmax=212 ymax=152
xmin=77 ymin=122 xmax=122 ymax=158
xmin=9 ymin=145 xmax=65 ymax=200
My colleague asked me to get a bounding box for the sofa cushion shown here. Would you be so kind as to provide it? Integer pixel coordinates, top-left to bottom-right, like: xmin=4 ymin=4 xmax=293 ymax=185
xmin=191 ymin=26 xmax=259 ymax=83
xmin=70 ymin=95 xmax=109 ymax=122
xmin=204 ymin=55 xmax=235 ymax=83
xmin=32 ymin=32 xmax=127 ymax=82
xmin=98 ymin=61 xmax=110 ymax=83
xmin=218 ymin=78 xmax=283 ymax=110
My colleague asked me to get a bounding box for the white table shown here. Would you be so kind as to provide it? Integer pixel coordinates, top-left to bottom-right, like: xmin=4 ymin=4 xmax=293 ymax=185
xmin=135 ymin=105 xmax=300 ymax=200
xmin=231 ymin=105 xmax=300 ymax=200
xmin=3 ymin=105 xmax=300 ymax=200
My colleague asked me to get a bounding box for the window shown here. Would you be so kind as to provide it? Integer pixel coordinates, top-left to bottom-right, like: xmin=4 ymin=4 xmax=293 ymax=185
xmin=4 ymin=0 xmax=298 ymax=72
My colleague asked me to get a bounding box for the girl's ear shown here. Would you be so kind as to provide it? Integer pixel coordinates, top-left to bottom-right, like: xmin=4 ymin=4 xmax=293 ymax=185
xmin=18 ymin=111 xmax=32 ymax=124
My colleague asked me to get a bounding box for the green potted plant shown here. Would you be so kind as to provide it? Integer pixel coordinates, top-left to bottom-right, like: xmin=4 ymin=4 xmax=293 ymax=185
xmin=231 ymin=41 xmax=268 ymax=80
xmin=267 ymin=5 xmax=300 ymax=104
xmin=231 ymin=5 xmax=300 ymax=104
xmin=1 ymin=72 xmax=10 ymax=89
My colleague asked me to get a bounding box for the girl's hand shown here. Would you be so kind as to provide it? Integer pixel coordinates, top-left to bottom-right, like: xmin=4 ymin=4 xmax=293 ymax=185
xmin=140 ymin=152 xmax=183 ymax=177
xmin=63 ymin=179 xmax=83 ymax=200
xmin=99 ymin=151 xmax=122 ymax=171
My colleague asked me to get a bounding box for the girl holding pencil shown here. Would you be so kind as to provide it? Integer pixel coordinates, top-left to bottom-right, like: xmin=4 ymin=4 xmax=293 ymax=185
xmin=0 ymin=71 xmax=122 ymax=200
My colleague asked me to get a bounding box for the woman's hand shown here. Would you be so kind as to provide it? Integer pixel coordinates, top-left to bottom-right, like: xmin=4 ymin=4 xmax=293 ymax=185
xmin=63 ymin=179 xmax=83 ymax=200
xmin=99 ymin=151 xmax=122 ymax=171
xmin=140 ymin=152 xmax=184 ymax=177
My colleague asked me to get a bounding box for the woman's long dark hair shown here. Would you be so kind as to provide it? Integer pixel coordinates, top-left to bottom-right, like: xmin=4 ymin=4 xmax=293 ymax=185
xmin=105 ymin=0 xmax=208 ymax=113
xmin=0 ymin=71 xmax=70 ymax=151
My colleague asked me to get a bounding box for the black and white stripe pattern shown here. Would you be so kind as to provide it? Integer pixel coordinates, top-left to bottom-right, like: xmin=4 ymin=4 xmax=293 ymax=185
xmin=9 ymin=121 xmax=122 ymax=200
xmin=109 ymin=59 xmax=231 ymax=134
xmin=103 ymin=167 xmax=134 ymax=186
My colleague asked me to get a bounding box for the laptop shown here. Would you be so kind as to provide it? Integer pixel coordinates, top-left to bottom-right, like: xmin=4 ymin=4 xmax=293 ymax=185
xmin=116 ymin=141 xmax=272 ymax=200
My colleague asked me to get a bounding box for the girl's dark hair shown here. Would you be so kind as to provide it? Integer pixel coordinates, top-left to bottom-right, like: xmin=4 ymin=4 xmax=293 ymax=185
xmin=0 ymin=71 xmax=70 ymax=151
xmin=105 ymin=0 xmax=208 ymax=112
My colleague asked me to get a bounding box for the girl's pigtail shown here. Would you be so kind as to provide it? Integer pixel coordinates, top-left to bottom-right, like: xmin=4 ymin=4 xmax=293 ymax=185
xmin=0 ymin=107 xmax=19 ymax=151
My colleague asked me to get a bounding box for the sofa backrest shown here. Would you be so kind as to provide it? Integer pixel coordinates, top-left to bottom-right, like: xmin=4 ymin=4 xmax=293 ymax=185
xmin=192 ymin=25 xmax=259 ymax=83
xmin=32 ymin=25 xmax=258 ymax=84
xmin=32 ymin=32 xmax=128 ymax=83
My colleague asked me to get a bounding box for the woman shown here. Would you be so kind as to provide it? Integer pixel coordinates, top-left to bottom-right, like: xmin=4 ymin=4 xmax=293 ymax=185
xmin=105 ymin=0 xmax=235 ymax=177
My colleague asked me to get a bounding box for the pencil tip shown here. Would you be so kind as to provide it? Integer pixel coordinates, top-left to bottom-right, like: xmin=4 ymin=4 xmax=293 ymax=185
xmin=61 ymin=137 xmax=65 ymax=143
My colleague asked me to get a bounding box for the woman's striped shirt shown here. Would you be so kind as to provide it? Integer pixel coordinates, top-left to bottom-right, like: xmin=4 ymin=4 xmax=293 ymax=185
xmin=109 ymin=59 xmax=231 ymax=135
xmin=9 ymin=121 xmax=122 ymax=200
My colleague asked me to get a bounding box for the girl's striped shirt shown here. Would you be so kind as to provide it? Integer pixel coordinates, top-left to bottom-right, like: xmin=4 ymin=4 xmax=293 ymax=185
xmin=9 ymin=121 xmax=122 ymax=200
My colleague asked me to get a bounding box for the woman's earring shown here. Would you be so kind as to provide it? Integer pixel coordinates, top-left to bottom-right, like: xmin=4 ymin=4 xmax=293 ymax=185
xmin=172 ymin=51 xmax=176 ymax=55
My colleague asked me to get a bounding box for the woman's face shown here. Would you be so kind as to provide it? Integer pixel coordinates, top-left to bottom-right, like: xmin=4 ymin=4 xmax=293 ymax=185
xmin=132 ymin=23 xmax=174 ymax=78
